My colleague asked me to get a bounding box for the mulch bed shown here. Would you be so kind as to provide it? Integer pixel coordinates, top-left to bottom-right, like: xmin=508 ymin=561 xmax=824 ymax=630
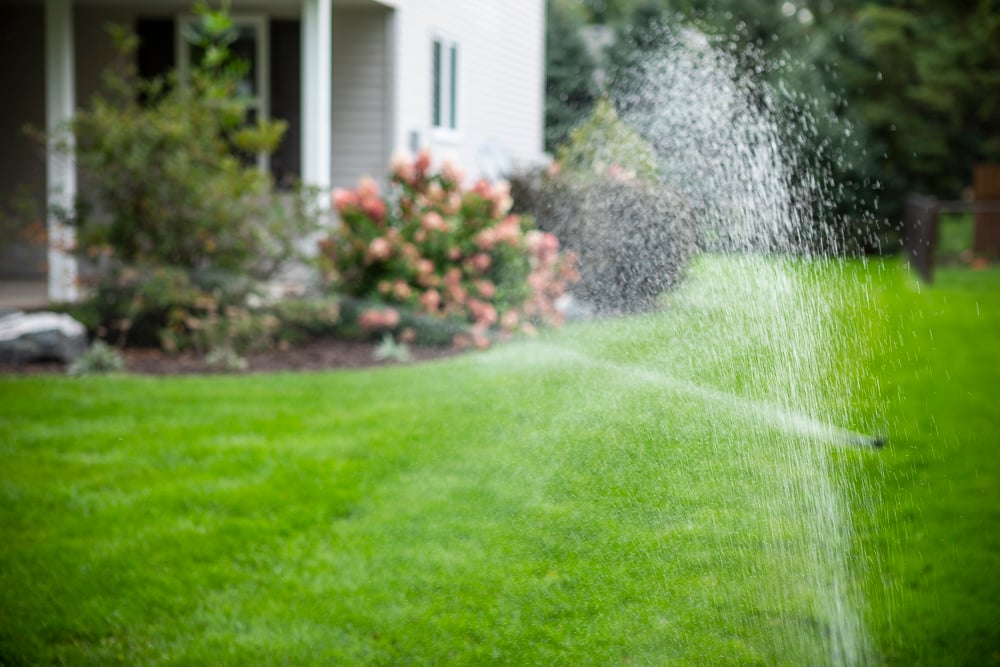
xmin=0 ymin=338 xmax=463 ymax=377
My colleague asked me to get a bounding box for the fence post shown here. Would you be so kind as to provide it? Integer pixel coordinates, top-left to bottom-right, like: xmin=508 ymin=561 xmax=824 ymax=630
xmin=972 ymin=163 xmax=1000 ymax=258
xmin=903 ymin=194 xmax=939 ymax=283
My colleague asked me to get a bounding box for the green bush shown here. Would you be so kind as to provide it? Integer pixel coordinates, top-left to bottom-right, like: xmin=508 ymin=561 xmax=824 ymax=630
xmin=554 ymin=98 xmax=659 ymax=182
xmin=52 ymin=4 xmax=320 ymax=354
xmin=510 ymin=100 xmax=695 ymax=314
xmin=66 ymin=10 xmax=317 ymax=277
xmin=513 ymin=171 xmax=695 ymax=313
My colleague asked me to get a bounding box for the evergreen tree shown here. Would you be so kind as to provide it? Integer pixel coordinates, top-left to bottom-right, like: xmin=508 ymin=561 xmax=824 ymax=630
xmin=545 ymin=0 xmax=599 ymax=152
xmin=844 ymin=0 xmax=1000 ymax=204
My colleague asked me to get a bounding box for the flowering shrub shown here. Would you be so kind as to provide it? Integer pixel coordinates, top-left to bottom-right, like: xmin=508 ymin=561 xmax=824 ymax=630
xmin=319 ymin=151 xmax=579 ymax=348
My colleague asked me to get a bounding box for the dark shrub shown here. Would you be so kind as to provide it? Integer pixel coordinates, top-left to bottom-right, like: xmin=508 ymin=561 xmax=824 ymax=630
xmin=511 ymin=169 xmax=696 ymax=314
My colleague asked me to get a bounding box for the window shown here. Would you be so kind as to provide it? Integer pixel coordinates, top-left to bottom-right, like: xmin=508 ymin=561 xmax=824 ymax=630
xmin=177 ymin=14 xmax=270 ymax=171
xmin=432 ymin=35 xmax=459 ymax=133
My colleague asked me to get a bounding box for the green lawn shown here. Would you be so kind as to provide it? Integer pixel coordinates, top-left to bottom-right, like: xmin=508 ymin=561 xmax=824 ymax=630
xmin=1 ymin=257 xmax=997 ymax=665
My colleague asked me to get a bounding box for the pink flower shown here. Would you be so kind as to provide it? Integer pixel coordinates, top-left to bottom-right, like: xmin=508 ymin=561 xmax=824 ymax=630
xmin=358 ymin=307 xmax=400 ymax=331
xmin=447 ymin=283 xmax=468 ymax=306
xmin=474 ymin=279 xmax=496 ymax=299
xmin=440 ymin=160 xmax=465 ymax=185
xmin=491 ymin=181 xmax=513 ymax=217
xmin=391 ymin=150 xmax=416 ymax=183
xmin=377 ymin=280 xmax=391 ymax=295
xmin=444 ymin=267 xmax=462 ymax=288
xmin=415 ymin=149 xmax=432 ymax=176
xmin=332 ymin=188 xmax=359 ymax=211
xmin=361 ymin=197 xmax=386 ymax=222
xmin=467 ymin=299 xmax=498 ymax=326
xmin=472 ymin=179 xmax=492 ymax=198
xmin=357 ymin=176 xmax=380 ymax=200
xmin=447 ymin=247 xmax=462 ymax=261
xmin=382 ymin=308 xmax=401 ymax=328
xmin=500 ymin=309 xmax=520 ymax=331
xmin=420 ymin=289 xmax=441 ymax=313
xmin=427 ymin=181 xmax=445 ymax=203
xmin=475 ymin=228 xmax=498 ymax=250
xmin=365 ymin=237 xmax=392 ymax=264
xmin=443 ymin=192 xmax=462 ymax=215
xmin=393 ymin=280 xmax=413 ymax=301
xmin=527 ymin=270 xmax=548 ymax=291
xmin=416 ymin=258 xmax=435 ymax=278
xmin=472 ymin=331 xmax=491 ymax=350
xmin=496 ymin=215 xmax=522 ymax=245
xmin=421 ymin=212 xmax=448 ymax=232
xmin=416 ymin=266 xmax=440 ymax=287
xmin=401 ymin=243 xmax=420 ymax=262
xmin=470 ymin=253 xmax=492 ymax=273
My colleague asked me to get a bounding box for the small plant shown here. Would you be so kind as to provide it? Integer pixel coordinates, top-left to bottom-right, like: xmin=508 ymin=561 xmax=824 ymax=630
xmin=319 ymin=151 xmax=579 ymax=349
xmin=204 ymin=345 xmax=248 ymax=373
xmin=373 ymin=333 xmax=412 ymax=364
xmin=66 ymin=340 xmax=126 ymax=376
xmin=555 ymin=97 xmax=659 ymax=182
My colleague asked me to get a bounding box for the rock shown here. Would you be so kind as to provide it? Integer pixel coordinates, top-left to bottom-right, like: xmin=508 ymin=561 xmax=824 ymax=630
xmin=0 ymin=311 xmax=88 ymax=364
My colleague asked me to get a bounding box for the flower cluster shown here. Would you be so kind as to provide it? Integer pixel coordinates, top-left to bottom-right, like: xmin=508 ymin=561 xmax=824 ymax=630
xmin=319 ymin=150 xmax=579 ymax=348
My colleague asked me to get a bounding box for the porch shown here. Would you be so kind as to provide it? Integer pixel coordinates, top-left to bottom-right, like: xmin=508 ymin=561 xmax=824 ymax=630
xmin=1 ymin=0 xmax=396 ymax=302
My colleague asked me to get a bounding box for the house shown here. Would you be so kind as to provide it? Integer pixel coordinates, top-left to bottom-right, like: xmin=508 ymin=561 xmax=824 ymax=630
xmin=0 ymin=0 xmax=546 ymax=302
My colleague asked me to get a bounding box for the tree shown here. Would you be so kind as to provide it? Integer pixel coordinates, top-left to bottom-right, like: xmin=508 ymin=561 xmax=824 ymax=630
xmin=844 ymin=0 xmax=1000 ymax=205
xmin=545 ymin=0 xmax=599 ymax=152
xmin=601 ymin=0 xmax=881 ymax=251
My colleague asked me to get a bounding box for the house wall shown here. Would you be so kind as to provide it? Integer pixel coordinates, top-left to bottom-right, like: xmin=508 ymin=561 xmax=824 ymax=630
xmin=390 ymin=0 xmax=546 ymax=180
xmin=331 ymin=6 xmax=391 ymax=189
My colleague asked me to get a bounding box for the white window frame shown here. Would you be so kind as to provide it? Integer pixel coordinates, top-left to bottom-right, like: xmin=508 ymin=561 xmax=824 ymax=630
xmin=176 ymin=14 xmax=271 ymax=172
xmin=431 ymin=32 xmax=460 ymax=142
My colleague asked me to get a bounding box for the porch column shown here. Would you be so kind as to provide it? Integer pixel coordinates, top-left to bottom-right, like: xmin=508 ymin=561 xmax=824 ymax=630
xmin=45 ymin=0 xmax=78 ymax=302
xmin=301 ymin=0 xmax=332 ymax=198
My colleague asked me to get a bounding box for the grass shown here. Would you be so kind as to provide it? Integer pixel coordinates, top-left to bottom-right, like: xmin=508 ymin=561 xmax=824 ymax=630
xmin=936 ymin=213 xmax=974 ymax=264
xmin=1 ymin=257 xmax=998 ymax=665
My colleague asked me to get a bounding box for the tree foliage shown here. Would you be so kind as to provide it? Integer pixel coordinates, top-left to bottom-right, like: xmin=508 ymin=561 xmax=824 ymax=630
xmin=845 ymin=0 xmax=1000 ymax=203
xmin=554 ymin=0 xmax=999 ymax=241
xmin=545 ymin=0 xmax=599 ymax=152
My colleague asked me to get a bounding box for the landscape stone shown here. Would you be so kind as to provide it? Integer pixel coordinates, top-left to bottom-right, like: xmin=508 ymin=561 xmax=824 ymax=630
xmin=0 ymin=311 xmax=88 ymax=365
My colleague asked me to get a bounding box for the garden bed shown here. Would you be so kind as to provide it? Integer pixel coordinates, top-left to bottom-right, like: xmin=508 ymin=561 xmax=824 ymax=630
xmin=0 ymin=337 xmax=461 ymax=376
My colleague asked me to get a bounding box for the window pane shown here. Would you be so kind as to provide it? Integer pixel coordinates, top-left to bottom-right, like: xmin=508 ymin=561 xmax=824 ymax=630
xmin=432 ymin=40 xmax=442 ymax=127
xmin=449 ymin=44 xmax=457 ymax=130
xmin=232 ymin=25 xmax=258 ymax=98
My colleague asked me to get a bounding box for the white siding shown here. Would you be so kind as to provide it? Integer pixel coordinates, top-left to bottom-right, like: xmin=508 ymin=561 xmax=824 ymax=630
xmin=331 ymin=6 xmax=392 ymax=188
xmin=389 ymin=0 xmax=545 ymax=180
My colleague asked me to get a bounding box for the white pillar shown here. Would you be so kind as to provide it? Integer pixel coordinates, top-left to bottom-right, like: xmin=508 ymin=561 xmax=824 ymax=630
xmin=45 ymin=0 xmax=78 ymax=302
xmin=301 ymin=0 xmax=332 ymax=198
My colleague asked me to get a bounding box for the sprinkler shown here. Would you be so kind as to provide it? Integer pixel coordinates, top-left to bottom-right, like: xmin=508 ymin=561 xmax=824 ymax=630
xmin=851 ymin=434 xmax=886 ymax=448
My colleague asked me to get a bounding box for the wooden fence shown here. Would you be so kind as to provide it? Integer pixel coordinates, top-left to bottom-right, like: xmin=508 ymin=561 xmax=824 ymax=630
xmin=902 ymin=195 xmax=1000 ymax=283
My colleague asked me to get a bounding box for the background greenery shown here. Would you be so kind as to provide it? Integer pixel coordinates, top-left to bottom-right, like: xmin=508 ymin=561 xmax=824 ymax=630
xmin=2 ymin=258 xmax=997 ymax=664
xmin=546 ymin=0 xmax=1000 ymax=240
